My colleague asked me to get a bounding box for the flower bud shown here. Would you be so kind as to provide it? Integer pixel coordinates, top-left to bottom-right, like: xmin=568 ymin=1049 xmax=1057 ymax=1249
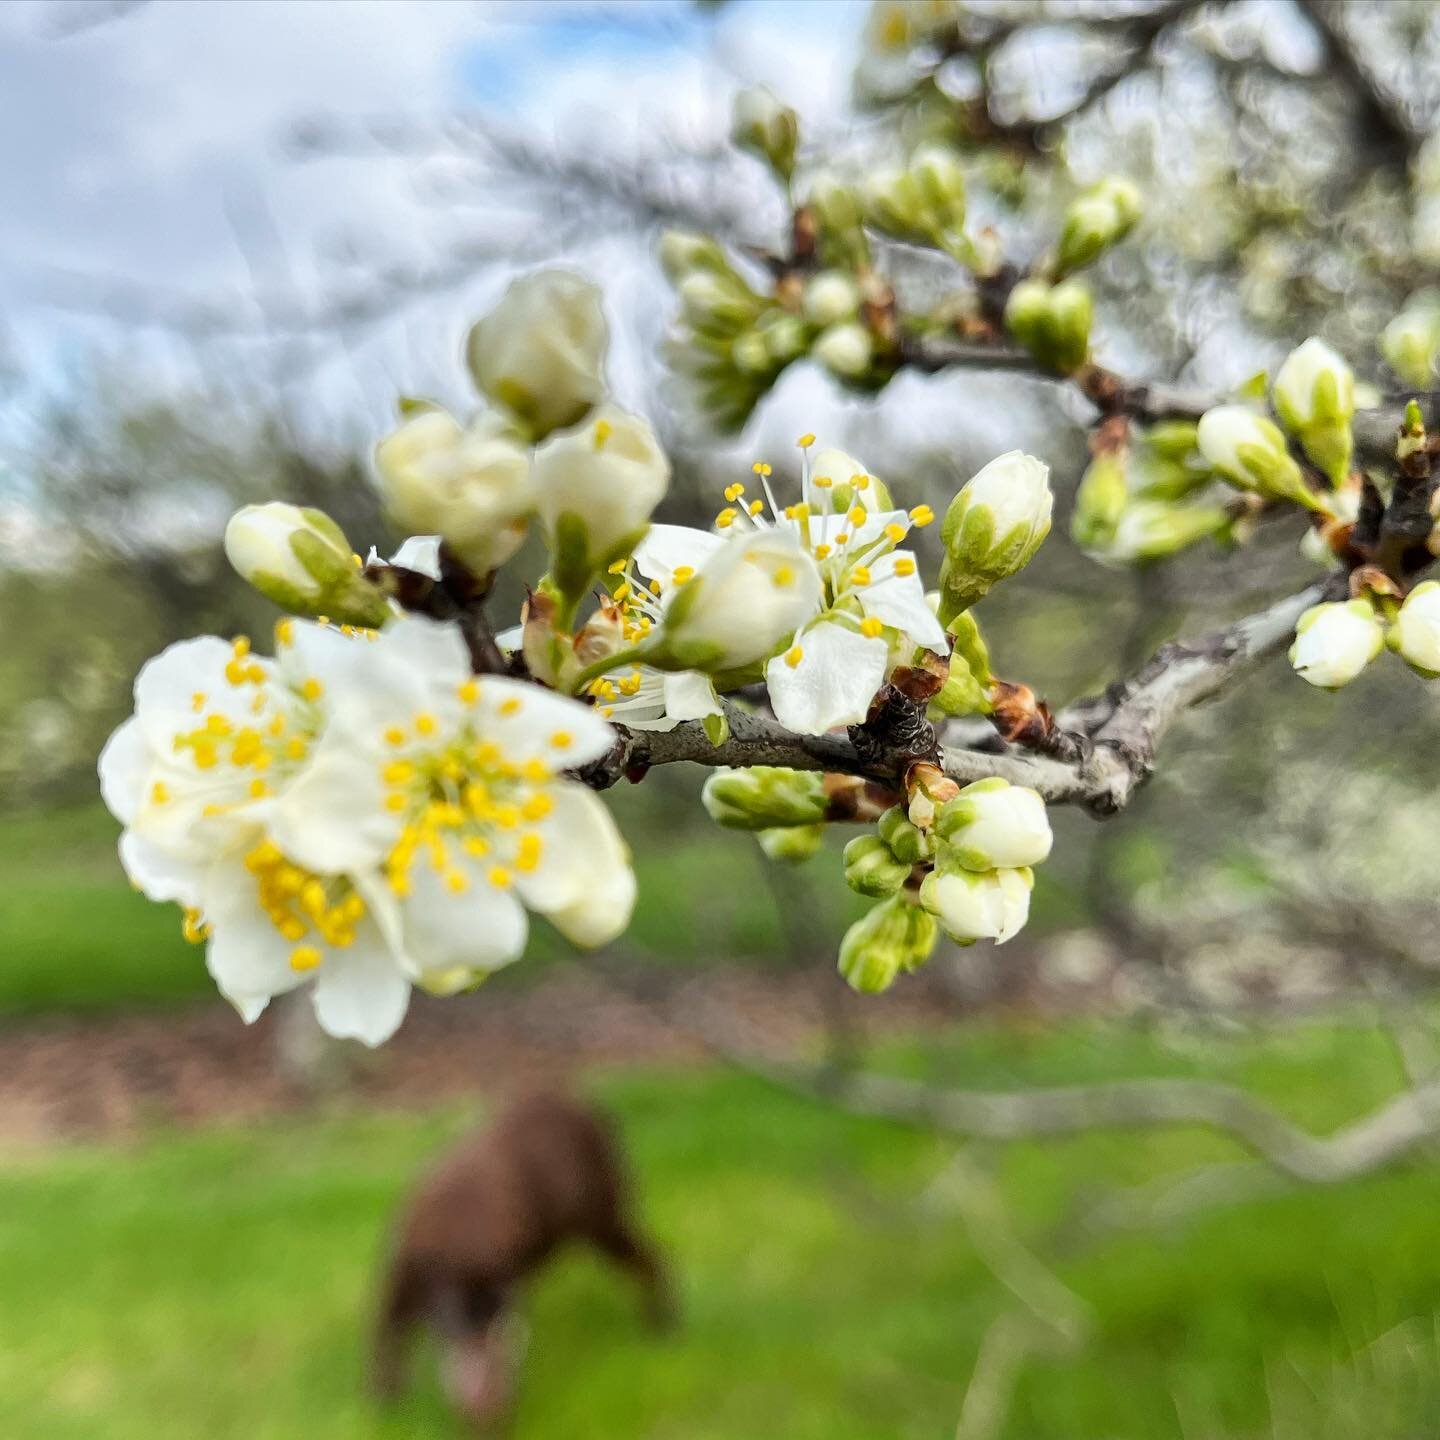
xmin=930 ymin=611 xmax=992 ymax=717
xmin=758 ymin=823 xmax=826 ymax=864
xmin=863 ymin=146 xmax=967 ymax=249
xmin=909 ymin=144 xmax=968 ymax=237
xmin=374 ymin=408 xmax=533 ymax=576
xmin=1382 ymin=302 xmax=1440 ymax=389
xmin=1105 ymin=499 xmax=1230 ymax=563
xmin=1389 ymin=580 xmax=1440 ymax=676
xmin=532 ymin=405 xmax=671 ymax=601
xmin=876 ymin=803 xmax=932 ymax=864
xmin=657 ymin=229 xmax=731 ymax=283
xmin=934 ymin=778 xmax=1052 ymax=872
xmin=838 ymin=895 xmax=939 ymax=994
xmin=1272 ymin=337 xmax=1356 ymax=486
xmin=843 ymin=833 xmax=912 ymax=897
xmin=731 ymin=85 xmax=798 ymax=181
xmin=802 ymin=270 xmax=863 ymax=327
xmin=223 ymin=502 xmax=389 ymax=627
xmin=1071 ymin=452 xmax=1129 ymax=549
xmin=678 ymin=270 xmax=766 ymax=337
xmin=759 ymin=311 xmax=809 ymax=366
xmin=466 ymin=269 xmax=608 ymax=440
xmin=1196 ymin=404 xmax=1320 ymax=510
xmin=1288 ymin=598 xmax=1385 ymax=689
xmin=1004 ymin=278 xmax=1092 ymax=373
xmin=807 ymin=172 xmax=871 ymax=269
xmin=813 ymin=321 xmax=875 ymax=380
xmin=919 ymin=865 xmax=1033 ymax=946
xmin=937 ymin=450 xmax=1053 ymax=621
xmin=701 ymin=766 xmax=828 ymax=831
xmin=653 ymin=530 xmax=822 ymax=671
xmin=1055 ymin=177 xmax=1142 ymax=276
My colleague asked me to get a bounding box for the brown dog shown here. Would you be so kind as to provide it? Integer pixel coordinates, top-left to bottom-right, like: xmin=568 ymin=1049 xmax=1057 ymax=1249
xmin=372 ymin=1092 xmax=673 ymax=1425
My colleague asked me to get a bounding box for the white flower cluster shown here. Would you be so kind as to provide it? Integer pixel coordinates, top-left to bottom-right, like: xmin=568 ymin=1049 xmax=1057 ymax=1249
xmin=1290 ymin=584 xmax=1440 ymax=690
xmin=99 ymin=617 xmax=632 ymax=1045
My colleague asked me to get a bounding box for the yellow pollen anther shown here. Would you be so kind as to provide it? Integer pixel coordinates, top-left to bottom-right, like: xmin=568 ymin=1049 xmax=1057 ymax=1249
xmin=813 ymin=543 xmax=832 ymax=560
xmin=751 ymin=461 xmax=772 ymax=476
xmin=181 ymin=909 xmax=209 ymax=944
xmin=274 ymin=619 xmax=295 ymax=647
xmin=488 ymin=866 xmax=513 ymax=889
xmin=522 ymin=792 xmax=554 ymax=821
xmin=716 ymin=507 xmax=738 ymax=529
xmin=853 ymin=474 xmax=870 ymax=491
xmin=613 ymin=581 xmax=632 ymax=603
xmin=850 ymin=566 xmax=872 ymax=587
xmin=299 ymin=678 xmax=324 ymax=703
xmin=893 ymin=556 xmax=917 ymax=577
xmin=797 ymin=432 xmax=816 ymax=448
xmin=784 ymin=645 xmax=805 ymax=669
xmin=549 ymin=731 xmax=573 ymax=750
xmin=289 ymin=945 xmax=323 ymax=973
xmin=462 ymin=836 xmax=490 ymax=858
xmin=191 ymin=691 xmax=206 ymax=712
xmin=286 ymin=737 xmax=308 ymax=760
xmin=383 ymin=760 xmax=414 ymax=785
xmin=672 ymin=565 xmax=695 ymax=584
xmin=593 ymin=418 xmax=612 ymax=449
xmin=248 ymin=778 xmax=269 ymax=799
xmin=458 ymin=679 xmax=480 ymax=705
xmin=909 ymin=505 xmax=935 ymax=527
xmin=384 ymin=726 xmax=406 ymax=747
xmin=860 ymin=617 xmax=884 ymax=638
xmin=498 ymin=697 xmax=522 ymax=717
xmin=516 ymin=833 xmax=544 ymax=872
xmin=773 ymin=566 xmax=796 ymax=588
xmin=523 ymin=758 xmax=552 ymax=782
xmin=415 ymin=712 xmax=438 ymax=736
xmin=748 ymin=499 xmax=765 ymax=515
xmin=151 ymin=781 xmax=170 ymax=805
xmin=813 ymin=474 xmax=833 ymax=488
xmin=445 ymin=870 xmax=470 ymax=895
xmin=884 ymin=523 xmax=906 ymax=544
xmin=385 ymin=792 xmax=408 ymax=813
xmin=834 ymin=533 xmax=850 ymax=546
xmin=232 ymin=636 xmax=251 ymax=659
xmin=848 ymin=506 xmax=867 ymax=527
xmin=607 ymin=559 xmax=628 ymax=575
xmin=724 ymin=483 xmax=746 ymax=502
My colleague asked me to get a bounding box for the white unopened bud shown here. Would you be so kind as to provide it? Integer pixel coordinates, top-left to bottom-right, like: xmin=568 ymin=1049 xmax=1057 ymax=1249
xmin=813 ymin=321 xmax=874 ymax=379
xmin=657 ymin=229 xmax=731 ymax=283
xmin=919 ymin=865 xmax=1033 ymax=946
xmin=1272 ymin=337 xmax=1355 ymax=485
xmin=802 ymin=270 xmax=863 ymax=327
xmin=938 ymin=450 xmax=1052 ymax=620
xmin=374 ymin=408 xmax=533 ymax=576
xmin=731 ymin=86 xmax=798 ymax=180
xmin=1288 ymin=598 xmax=1385 ymax=689
xmin=532 ymin=406 xmax=670 ymax=602
xmin=466 ymin=269 xmax=608 ymax=440
xmin=678 ymin=270 xmax=765 ymax=336
xmin=224 ymin=502 xmax=388 ymax=627
xmin=934 ymin=778 xmax=1052 ymax=871
xmin=1197 ymin=404 xmax=1319 ymax=510
xmin=1389 ymin=580 xmax=1440 ymax=676
xmin=653 ymin=530 xmax=821 ymax=672
xmin=1382 ymin=303 xmax=1440 ymax=389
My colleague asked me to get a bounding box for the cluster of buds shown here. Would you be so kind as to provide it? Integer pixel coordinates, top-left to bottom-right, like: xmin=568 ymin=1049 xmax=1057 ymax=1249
xmin=837 ymin=771 xmax=1053 ymax=993
xmin=860 ymin=145 xmax=970 ymax=260
xmin=369 ymin=271 xmax=670 ymax=625
xmin=1072 ymin=422 xmax=1232 ymax=565
xmin=1003 ymin=278 xmax=1093 ymax=374
xmin=731 ymin=86 xmax=798 ymax=185
xmin=701 ymin=767 xmax=829 ymax=830
xmin=1291 ymin=580 xmax=1440 ymax=689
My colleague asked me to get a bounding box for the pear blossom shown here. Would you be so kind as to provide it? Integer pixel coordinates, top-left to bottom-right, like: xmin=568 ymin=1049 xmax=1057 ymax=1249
xmin=919 ymin=865 xmax=1033 ymax=946
xmin=1288 ymin=599 xmax=1385 ymax=689
xmin=625 ymin=441 xmax=945 ymax=734
xmin=373 ymin=408 xmax=533 ymax=576
xmin=466 ymin=269 xmax=608 ymax=439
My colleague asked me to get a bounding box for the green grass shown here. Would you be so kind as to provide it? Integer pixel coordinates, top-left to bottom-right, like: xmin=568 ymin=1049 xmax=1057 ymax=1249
xmin=2 ymin=1023 xmax=1440 ymax=1439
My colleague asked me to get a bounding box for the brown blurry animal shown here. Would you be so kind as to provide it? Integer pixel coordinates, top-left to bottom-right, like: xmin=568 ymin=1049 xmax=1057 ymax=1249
xmin=372 ymin=1092 xmax=674 ymax=1427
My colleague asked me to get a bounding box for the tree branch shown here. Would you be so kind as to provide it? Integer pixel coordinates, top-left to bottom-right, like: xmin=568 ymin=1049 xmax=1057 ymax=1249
xmin=585 ymin=580 xmax=1330 ymax=815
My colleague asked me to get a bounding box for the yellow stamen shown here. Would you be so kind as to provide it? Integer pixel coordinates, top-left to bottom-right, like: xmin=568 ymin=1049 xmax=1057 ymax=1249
xmin=550 ymin=731 xmax=573 ymax=750
xmin=300 ymin=678 xmax=324 ymax=703
xmin=893 ymin=556 xmax=917 ymax=577
xmin=813 ymin=474 xmax=833 ymax=488
xmin=848 ymin=505 xmax=867 ymax=527
xmin=415 ymin=712 xmax=437 ymax=735
xmin=516 ymin=833 xmax=543 ymax=872
xmin=593 ymin=418 xmax=613 ymax=449
xmin=672 ymin=565 xmax=695 ymax=584
xmin=151 ymin=781 xmax=170 ymax=805
xmin=748 ymin=499 xmax=765 ymax=515
xmin=853 ymin=474 xmax=870 ymax=491
xmin=289 ymin=945 xmax=323 ymax=973
xmin=797 ymin=432 xmax=815 ymax=448
xmin=385 ymin=792 xmax=408 ymax=813
xmin=488 ymin=866 xmax=513 ymax=889
xmin=784 ymin=645 xmax=804 ymax=669
xmin=384 ymin=726 xmax=406 ymax=747
xmin=850 ymin=566 xmax=872 ymax=587
xmin=383 ymin=760 xmax=414 ymax=785
xmin=724 ymin=482 xmax=746 ymax=503
xmin=814 ymin=543 xmax=832 ymax=560
xmin=458 ymin=679 xmax=480 ymax=705
xmin=248 ymin=778 xmax=269 ymax=799
xmin=522 ymin=792 xmax=554 ymax=821
xmin=498 ymin=698 xmax=522 ymax=718
xmin=860 ymin=617 xmax=884 ymax=639
xmin=909 ymin=505 xmax=935 ymax=527
xmin=274 ymin=619 xmax=295 ymax=647
xmin=884 ymin=523 xmax=906 ymax=544
xmin=445 ymin=869 xmax=470 ymax=895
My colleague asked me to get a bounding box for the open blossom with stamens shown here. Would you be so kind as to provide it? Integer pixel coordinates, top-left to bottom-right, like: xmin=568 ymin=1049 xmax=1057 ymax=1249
xmin=99 ymin=616 xmax=635 ymax=1046
xmin=622 ymin=438 xmax=945 ymax=734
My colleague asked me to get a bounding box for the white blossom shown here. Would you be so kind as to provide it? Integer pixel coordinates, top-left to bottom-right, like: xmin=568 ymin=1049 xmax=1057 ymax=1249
xmin=919 ymin=866 xmax=1033 ymax=945
xmin=1390 ymin=580 xmax=1440 ymax=676
xmin=935 ymin=778 xmax=1053 ymax=871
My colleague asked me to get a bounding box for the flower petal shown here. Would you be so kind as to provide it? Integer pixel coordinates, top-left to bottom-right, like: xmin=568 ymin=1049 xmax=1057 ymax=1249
xmin=134 ymin=637 xmax=274 ymax=752
xmin=765 ymin=620 xmax=888 ymax=733
xmin=119 ymin=830 xmax=205 ymax=907
xmin=475 ymin=676 xmax=615 ymax=768
xmin=661 ymin=671 xmax=722 ymax=722
xmin=98 ymin=718 xmax=149 ymax=826
xmin=519 ymin=785 xmax=631 ymax=919
xmin=400 ymin=857 xmax=529 ymax=976
xmin=310 ymin=932 xmax=412 ymax=1046
xmin=861 ymin=552 xmax=947 ymax=649
xmin=266 ymin=736 xmax=402 ymax=875
xmin=203 ymin=862 xmax=307 ymax=1010
xmin=389 ymin=534 xmax=444 ymax=580
xmin=633 ymin=524 xmax=724 ymax=584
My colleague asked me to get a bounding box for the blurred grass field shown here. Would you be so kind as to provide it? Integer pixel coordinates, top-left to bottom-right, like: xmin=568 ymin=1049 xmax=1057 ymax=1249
xmin=2 ymin=1032 xmax=1440 ymax=1440
xmin=3 ymin=807 xmax=1440 ymax=1437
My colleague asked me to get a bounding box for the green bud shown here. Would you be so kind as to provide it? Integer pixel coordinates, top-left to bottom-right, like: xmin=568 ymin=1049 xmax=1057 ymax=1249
xmin=1272 ymin=338 xmax=1356 ymax=486
xmin=843 ymin=833 xmax=912 ymax=897
xmin=1055 ymin=177 xmax=1141 ymax=277
xmin=1105 ymin=500 xmax=1231 ymax=562
xmin=1071 ymin=453 xmax=1129 ymax=548
xmin=657 ymin=230 xmax=733 ymax=283
xmin=930 ymin=611 xmax=993 ymax=717
xmin=731 ymin=86 xmax=798 ymax=182
xmin=1196 ymin=405 xmax=1321 ymax=510
xmin=1382 ymin=301 xmax=1440 ymax=389
xmin=759 ymin=824 xmax=826 ymax=864
xmin=837 ymin=896 xmax=940 ymax=994
xmin=223 ymin=503 xmax=389 ymax=627
xmin=1004 ymin=278 xmax=1093 ymax=374
xmin=807 ymin=174 xmax=871 ymax=270
xmin=701 ymin=766 xmax=829 ymax=831
xmin=876 ymin=804 xmax=932 ymax=865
